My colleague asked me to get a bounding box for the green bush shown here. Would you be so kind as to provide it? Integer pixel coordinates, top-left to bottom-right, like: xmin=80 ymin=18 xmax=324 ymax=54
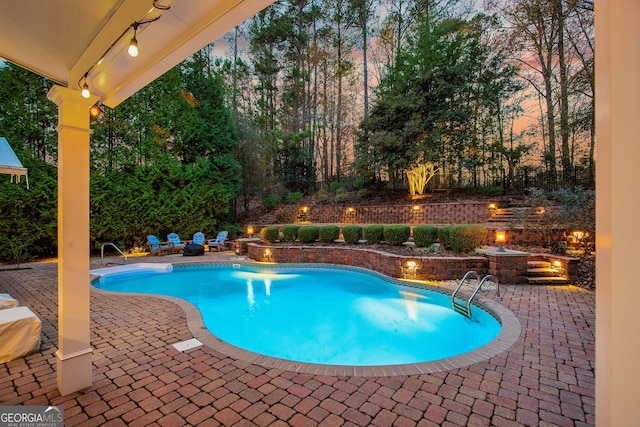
xmin=438 ymin=226 xmax=453 ymax=249
xmin=413 ymin=225 xmax=439 ymax=247
xmin=449 ymin=224 xmax=488 ymax=253
xmin=479 ymin=186 xmax=504 ymax=196
xmin=363 ymin=224 xmax=384 ymax=243
xmin=317 ymin=187 xmax=329 ymax=202
xmin=357 ymin=188 xmax=368 ymax=198
xmin=298 ymin=226 xmax=320 ymax=243
xmin=262 ymin=194 xmax=281 ymax=211
xmin=285 ymin=192 xmax=303 ymax=204
xmin=330 ymin=181 xmax=345 ymax=192
xmin=282 ymin=225 xmax=300 ymax=242
xmin=319 ymin=225 xmax=340 ymax=243
xmin=335 ymin=187 xmax=350 ymax=202
xmin=260 ymin=226 xmax=280 ymax=243
xmin=353 ymin=176 xmax=365 ymax=190
xmin=383 ymin=225 xmax=411 ymax=246
xmin=342 ymin=225 xmax=363 ymax=244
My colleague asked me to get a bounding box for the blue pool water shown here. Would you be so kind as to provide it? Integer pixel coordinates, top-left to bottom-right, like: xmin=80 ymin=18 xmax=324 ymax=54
xmin=94 ymin=265 xmax=501 ymax=366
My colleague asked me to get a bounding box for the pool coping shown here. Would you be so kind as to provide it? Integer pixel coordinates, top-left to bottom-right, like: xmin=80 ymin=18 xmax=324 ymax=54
xmin=90 ymin=261 xmax=521 ymax=377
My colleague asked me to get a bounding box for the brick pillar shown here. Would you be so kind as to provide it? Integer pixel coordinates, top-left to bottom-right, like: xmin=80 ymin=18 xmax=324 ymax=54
xmin=477 ymin=248 xmax=530 ymax=284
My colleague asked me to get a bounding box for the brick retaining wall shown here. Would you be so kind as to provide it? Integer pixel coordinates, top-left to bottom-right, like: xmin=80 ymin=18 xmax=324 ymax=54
xmin=294 ymin=201 xmax=492 ymax=225
xmin=247 ymin=243 xmax=488 ymax=281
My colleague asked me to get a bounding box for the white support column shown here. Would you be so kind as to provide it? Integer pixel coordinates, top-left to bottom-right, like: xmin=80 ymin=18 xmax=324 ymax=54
xmin=595 ymin=0 xmax=640 ymax=425
xmin=47 ymin=85 xmax=98 ymax=396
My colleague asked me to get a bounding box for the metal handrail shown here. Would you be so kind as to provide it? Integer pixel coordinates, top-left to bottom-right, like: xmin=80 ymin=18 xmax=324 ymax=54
xmin=100 ymin=242 xmax=128 ymax=266
xmin=451 ymin=271 xmax=500 ymax=319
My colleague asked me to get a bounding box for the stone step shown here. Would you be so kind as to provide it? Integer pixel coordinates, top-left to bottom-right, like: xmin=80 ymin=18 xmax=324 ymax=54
xmin=528 ymin=260 xmax=551 ymax=268
xmin=527 ymin=267 xmax=563 ymax=277
xmin=527 ymin=276 xmax=570 ymax=285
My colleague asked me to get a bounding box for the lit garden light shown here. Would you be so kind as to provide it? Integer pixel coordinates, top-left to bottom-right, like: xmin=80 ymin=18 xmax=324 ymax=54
xmin=495 ymin=228 xmax=507 ymax=252
xmin=404 ymin=260 xmax=418 ymax=279
xmin=245 ymin=225 xmax=255 ymax=237
xmin=263 ymin=248 xmax=273 ymax=262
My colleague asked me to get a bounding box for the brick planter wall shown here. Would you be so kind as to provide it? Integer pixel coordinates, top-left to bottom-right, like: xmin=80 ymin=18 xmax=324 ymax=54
xmin=293 ymin=202 xmax=492 ymax=225
xmin=247 ymin=243 xmax=488 ymax=281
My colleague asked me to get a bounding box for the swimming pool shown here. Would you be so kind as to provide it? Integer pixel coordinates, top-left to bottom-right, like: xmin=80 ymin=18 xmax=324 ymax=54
xmin=92 ymin=263 xmax=518 ymax=371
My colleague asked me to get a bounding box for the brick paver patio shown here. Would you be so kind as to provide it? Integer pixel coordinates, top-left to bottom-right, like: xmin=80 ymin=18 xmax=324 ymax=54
xmin=0 ymin=254 xmax=595 ymax=426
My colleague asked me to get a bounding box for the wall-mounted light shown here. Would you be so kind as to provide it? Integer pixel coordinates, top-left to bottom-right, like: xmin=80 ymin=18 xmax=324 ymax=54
xmin=412 ymin=205 xmax=421 ymax=212
xmin=495 ymin=228 xmax=506 ymax=252
xmin=301 ymin=206 xmax=309 ymax=213
xmin=263 ymin=248 xmax=273 ymax=262
xmin=552 ymin=260 xmax=562 ymax=269
xmin=488 ymin=203 xmax=496 ymax=210
xmin=89 ymin=103 xmax=103 ymax=120
xmin=346 ymin=207 xmax=355 ymax=214
xmin=403 ymin=260 xmax=418 ymax=279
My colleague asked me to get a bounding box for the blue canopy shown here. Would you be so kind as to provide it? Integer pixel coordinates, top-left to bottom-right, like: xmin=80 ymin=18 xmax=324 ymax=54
xmin=0 ymin=137 xmax=28 ymax=188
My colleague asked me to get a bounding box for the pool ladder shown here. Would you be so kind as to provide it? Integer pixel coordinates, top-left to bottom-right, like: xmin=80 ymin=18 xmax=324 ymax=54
xmin=451 ymin=271 xmax=500 ymax=319
xmin=100 ymin=242 xmax=128 ymax=266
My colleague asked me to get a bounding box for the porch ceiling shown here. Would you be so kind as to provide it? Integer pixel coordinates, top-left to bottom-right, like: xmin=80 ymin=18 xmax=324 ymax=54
xmin=0 ymin=0 xmax=275 ymax=108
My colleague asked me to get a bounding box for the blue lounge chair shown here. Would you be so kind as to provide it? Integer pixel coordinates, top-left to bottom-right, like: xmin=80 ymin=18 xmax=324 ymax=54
xmin=207 ymin=231 xmax=228 ymax=252
xmin=192 ymin=232 xmax=205 ymax=246
xmin=147 ymin=235 xmax=172 ymax=256
xmin=167 ymin=233 xmax=186 ymax=253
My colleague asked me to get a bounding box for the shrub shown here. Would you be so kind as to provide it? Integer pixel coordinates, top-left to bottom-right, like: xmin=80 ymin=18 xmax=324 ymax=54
xmin=342 ymin=225 xmax=363 ymax=244
xmin=285 ymin=191 xmax=302 ymax=204
xmin=353 ymin=176 xmax=365 ymax=190
xmin=479 ymin=186 xmax=504 ymax=196
xmin=357 ymin=188 xmax=368 ymax=198
xmin=438 ymin=226 xmax=453 ymax=249
xmin=551 ymin=240 xmax=568 ymax=255
xmin=363 ymin=225 xmax=384 ymax=243
xmin=260 ymin=226 xmax=280 ymax=243
xmin=298 ymin=226 xmax=320 ymax=243
xmin=449 ymin=224 xmax=488 ymax=253
xmin=282 ymin=225 xmax=300 ymax=242
xmin=383 ymin=225 xmax=411 ymax=246
xmin=317 ymin=187 xmax=329 ymax=202
xmin=335 ymin=187 xmax=350 ymax=202
xmin=413 ymin=225 xmax=439 ymax=247
xmin=330 ymin=181 xmax=345 ymax=192
xmin=319 ymin=225 xmax=340 ymax=243
xmin=262 ymin=194 xmax=281 ymax=211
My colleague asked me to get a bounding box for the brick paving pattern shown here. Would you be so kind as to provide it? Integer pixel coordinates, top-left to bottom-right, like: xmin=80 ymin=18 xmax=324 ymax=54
xmin=0 ymin=256 xmax=595 ymax=426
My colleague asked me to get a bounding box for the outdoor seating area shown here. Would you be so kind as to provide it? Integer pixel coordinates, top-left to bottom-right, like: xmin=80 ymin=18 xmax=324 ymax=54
xmin=0 ymin=257 xmax=595 ymax=426
xmin=146 ymin=231 xmax=229 ymax=256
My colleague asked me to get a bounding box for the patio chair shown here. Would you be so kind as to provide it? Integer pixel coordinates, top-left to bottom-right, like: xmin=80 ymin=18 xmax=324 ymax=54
xmin=167 ymin=233 xmax=186 ymax=254
xmin=207 ymin=230 xmax=228 ymax=252
xmin=191 ymin=232 xmax=205 ymax=246
xmin=146 ymin=235 xmax=172 ymax=256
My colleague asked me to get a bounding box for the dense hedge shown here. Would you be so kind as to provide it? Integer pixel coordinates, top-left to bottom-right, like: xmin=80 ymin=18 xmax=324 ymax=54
xmin=298 ymin=226 xmax=320 ymax=243
xmin=438 ymin=226 xmax=454 ymax=249
xmin=413 ymin=225 xmax=439 ymax=247
xmin=342 ymin=225 xmax=363 ymax=244
xmin=260 ymin=226 xmax=280 ymax=243
xmin=449 ymin=224 xmax=488 ymax=253
xmin=319 ymin=225 xmax=340 ymax=243
xmin=383 ymin=224 xmax=411 ymax=246
xmin=363 ymin=225 xmax=384 ymax=243
xmin=282 ymin=225 xmax=300 ymax=242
